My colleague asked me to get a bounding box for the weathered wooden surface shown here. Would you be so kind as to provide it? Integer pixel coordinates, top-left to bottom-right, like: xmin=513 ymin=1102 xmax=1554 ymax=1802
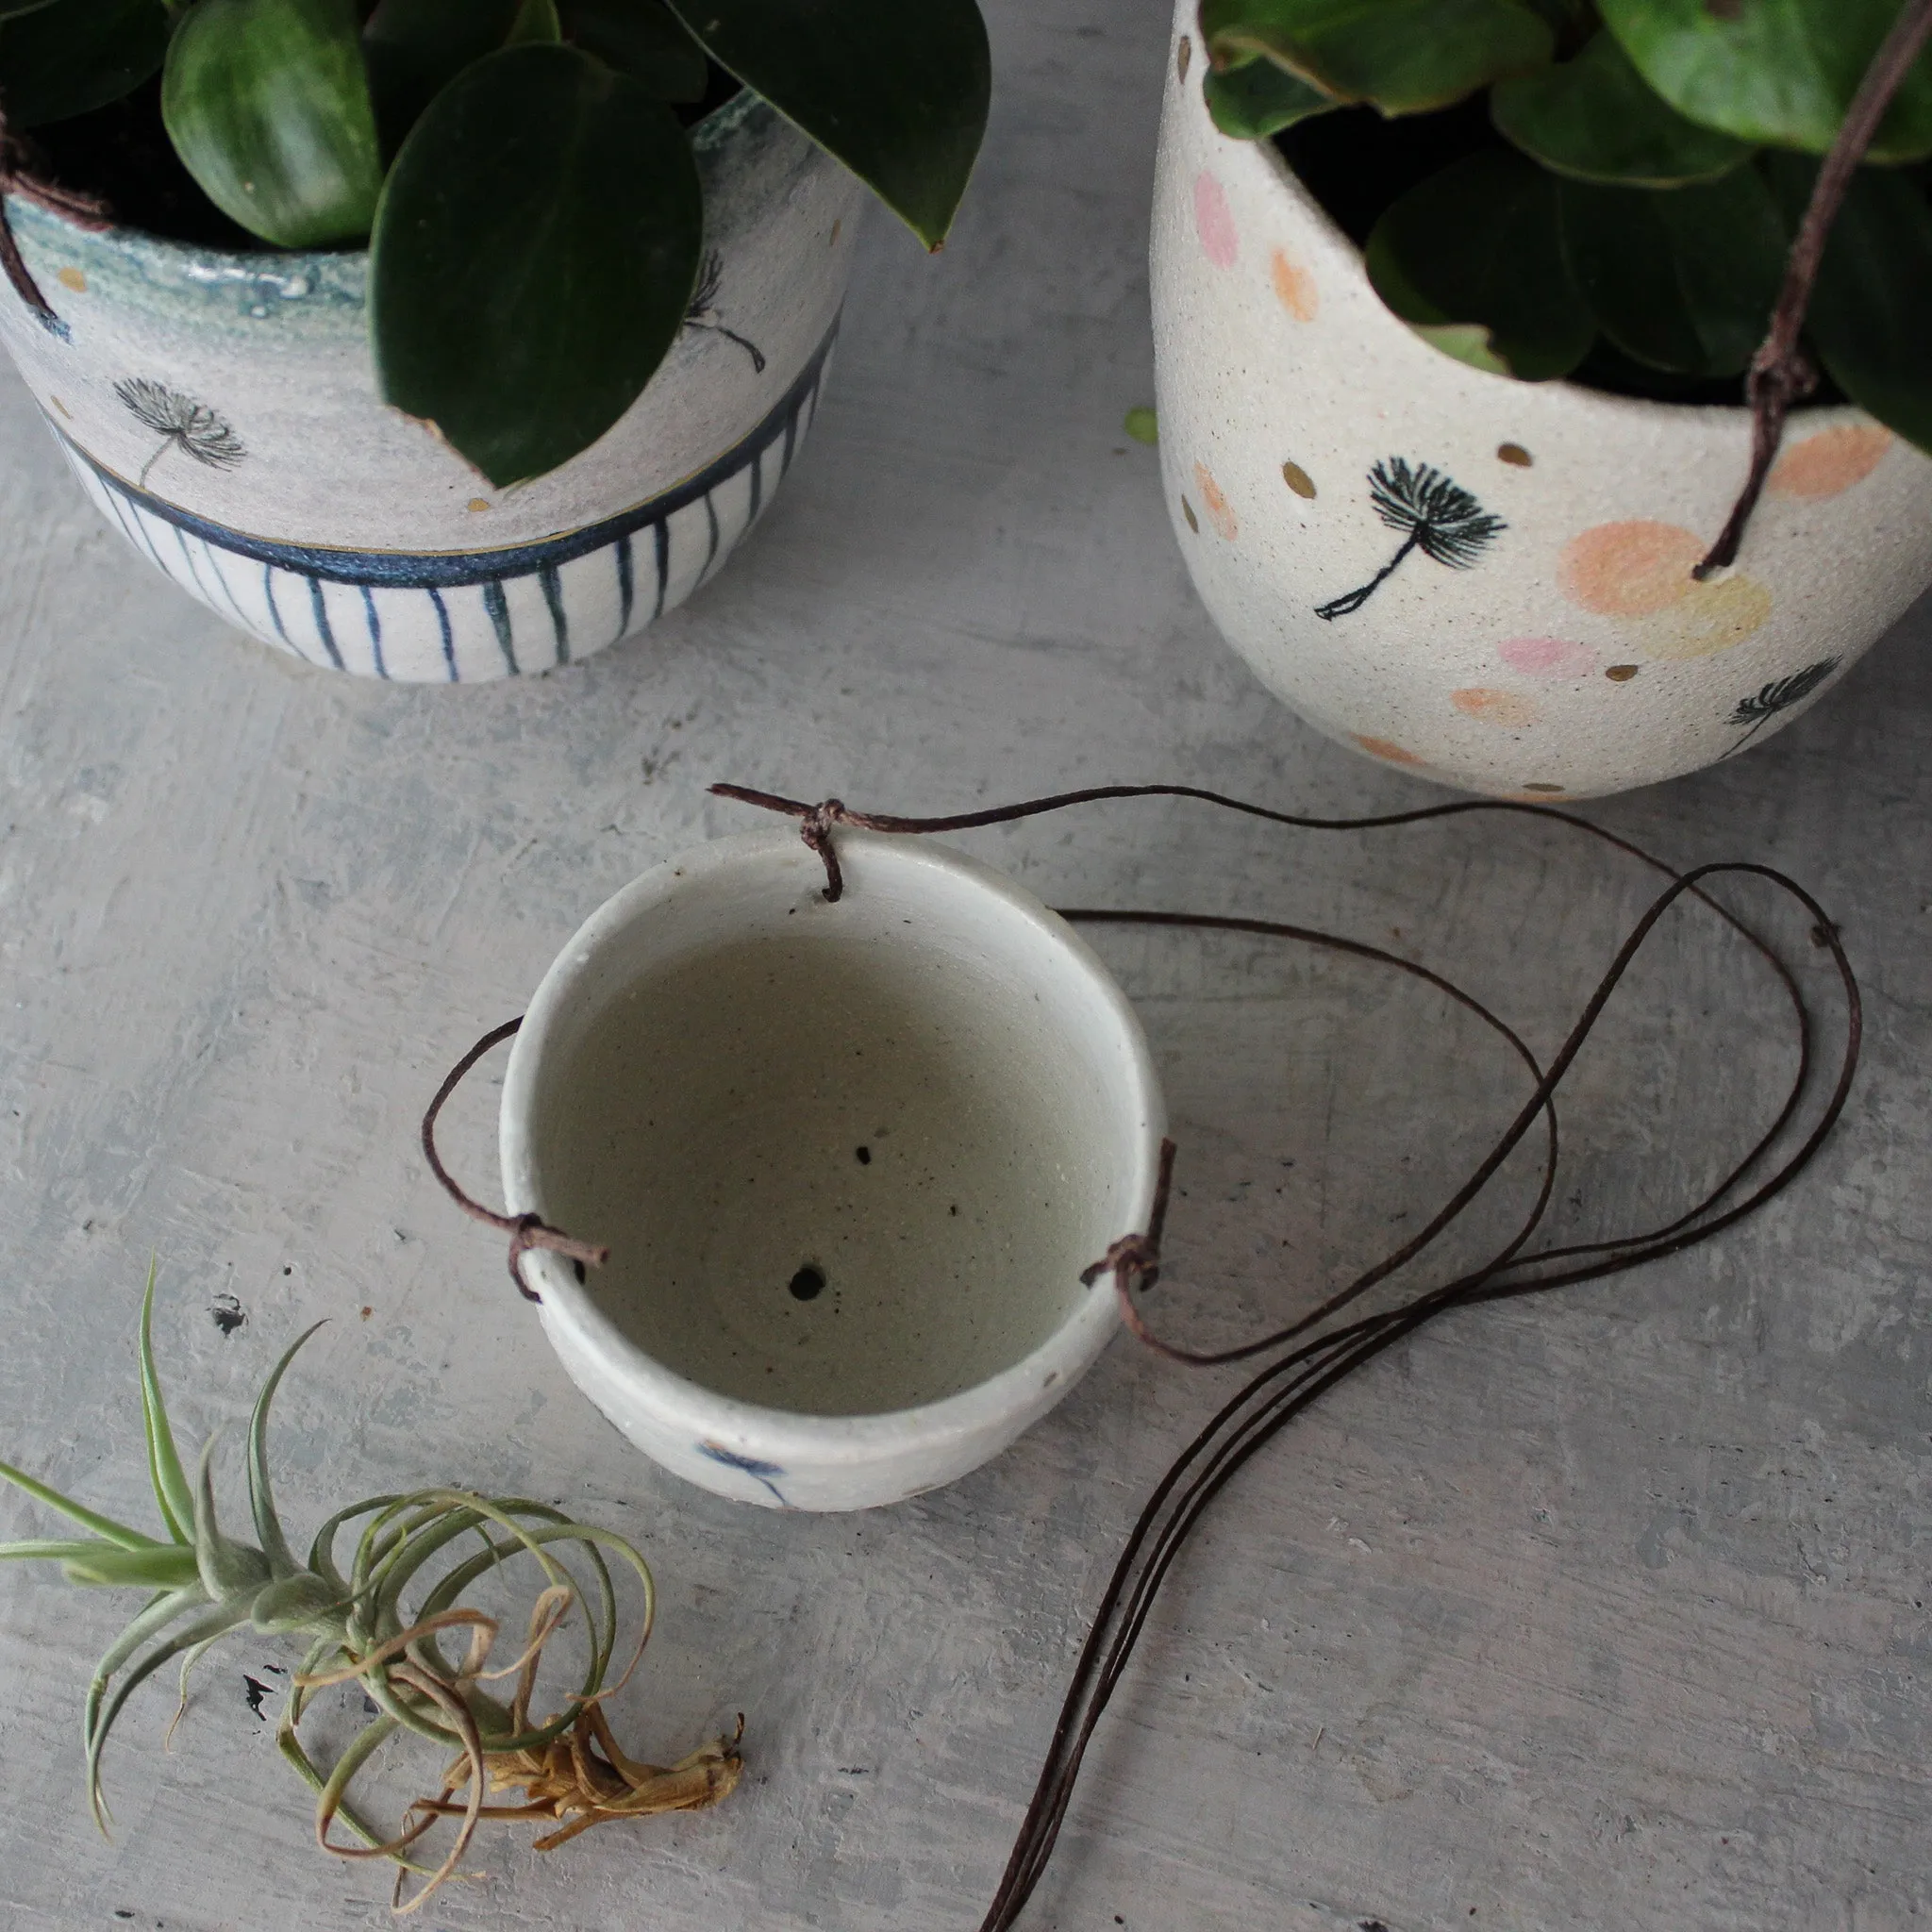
xmin=2 ymin=3 xmax=1928 ymax=1927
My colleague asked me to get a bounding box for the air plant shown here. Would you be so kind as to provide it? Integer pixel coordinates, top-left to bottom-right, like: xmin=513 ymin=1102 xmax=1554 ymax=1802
xmin=1314 ymin=457 xmax=1506 ymax=620
xmin=0 ymin=1267 xmax=741 ymax=1910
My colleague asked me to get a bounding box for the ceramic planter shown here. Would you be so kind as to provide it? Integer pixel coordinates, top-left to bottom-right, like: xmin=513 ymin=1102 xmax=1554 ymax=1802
xmin=1151 ymin=0 xmax=1932 ymax=799
xmin=0 ymin=91 xmax=861 ymax=682
xmin=498 ymin=826 xmax=1166 ymax=1512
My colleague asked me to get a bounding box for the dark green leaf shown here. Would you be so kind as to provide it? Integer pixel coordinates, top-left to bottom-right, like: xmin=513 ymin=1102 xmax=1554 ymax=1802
xmin=1559 ymin=169 xmax=1785 ymax=376
xmin=507 ymin=0 xmax=559 ymax=42
xmin=162 ymin=0 xmax=383 ymax=247
xmin=664 ymin=0 xmax=988 ymax=248
xmin=1204 ymin=54 xmax=1337 ymax=139
xmin=563 ymin=0 xmax=707 ymax=100
xmin=1365 ymin=148 xmax=1593 ymax=379
xmin=1764 ymin=152 xmax=1932 ymax=454
xmin=0 ymin=0 xmax=60 ymax=18
xmin=361 ymin=0 xmax=518 ymax=154
xmin=370 ymin=42 xmax=703 ymax=486
xmin=1199 ymin=0 xmax=1553 ymax=116
xmin=1493 ymin=30 xmax=1755 ymax=187
xmin=1600 ymin=0 xmax=1932 ymax=164
xmin=0 ymin=0 xmax=167 ymax=127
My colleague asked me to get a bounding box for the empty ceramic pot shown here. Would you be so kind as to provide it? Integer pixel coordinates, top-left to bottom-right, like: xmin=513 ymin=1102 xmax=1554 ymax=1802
xmin=498 ymin=826 xmax=1166 ymax=1511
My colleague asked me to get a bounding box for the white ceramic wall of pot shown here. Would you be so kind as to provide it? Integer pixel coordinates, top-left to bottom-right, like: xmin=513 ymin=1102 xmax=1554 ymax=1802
xmin=1150 ymin=0 xmax=1932 ymax=800
xmin=0 ymin=92 xmax=862 ymax=682
xmin=498 ymin=827 xmax=1167 ymax=1513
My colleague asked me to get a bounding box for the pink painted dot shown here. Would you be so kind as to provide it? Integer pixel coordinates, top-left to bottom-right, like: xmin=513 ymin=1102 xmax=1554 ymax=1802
xmin=1193 ymin=171 xmax=1239 ymax=269
xmin=1499 ymin=636 xmax=1596 ymax=677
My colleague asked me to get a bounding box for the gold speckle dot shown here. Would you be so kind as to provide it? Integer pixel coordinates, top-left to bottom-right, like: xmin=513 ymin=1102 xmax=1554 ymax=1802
xmin=1281 ymin=460 xmax=1316 ymax=499
xmin=1521 ymin=782 xmax=1566 ymax=795
xmin=467 ymin=497 xmax=491 ymax=513
xmin=1181 ymin=496 xmax=1199 ymax=533
xmin=830 ymin=218 xmax=841 ymax=246
xmin=56 ymin=267 xmax=87 ymax=293
xmin=1497 ymin=441 xmax=1532 ymax=467
xmin=49 ymin=394 xmax=72 ymax=419
xmin=1177 ymin=34 xmax=1191 ymax=80
xmin=1605 ymin=663 xmax=1640 ymax=682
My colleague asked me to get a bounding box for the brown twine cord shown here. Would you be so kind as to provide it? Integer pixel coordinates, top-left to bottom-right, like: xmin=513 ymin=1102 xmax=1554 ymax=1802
xmin=0 ymin=97 xmax=110 ymax=327
xmin=706 ymin=779 xmax=1859 ymax=1930
xmin=421 ymin=1016 xmax=608 ymax=1304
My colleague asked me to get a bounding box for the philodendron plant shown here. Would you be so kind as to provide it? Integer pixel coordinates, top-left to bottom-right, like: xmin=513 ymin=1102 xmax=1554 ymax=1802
xmin=0 ymin=0 xmax=990 ymax=485
xmin=0 ymin=1269 xmax=739 ymax=1909
xmin=1196 ymin=0 xmax=1932 ymax=564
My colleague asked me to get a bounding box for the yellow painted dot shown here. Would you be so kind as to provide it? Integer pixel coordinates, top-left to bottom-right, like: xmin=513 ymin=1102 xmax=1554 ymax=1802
xmin=1181 ymin=496 xmax=1199 ymax=533
xmin=1497 ymin=442 xmax=1532 ymax=467
xmin=1281 ymin=460 xmax=1316 ymax=499
xmin=1176 ymin=34 xmax=1191 ymax=80
xmin=1269 ymin=248 xmax=1318 ymax=323
xmin=1452 ymin=687 xmax=1541 ymax=727
xmin=1632 ymin=573 xmax=1773 ymax=661
xmin=467 ymin=497 xmax=491 ymax=513
xmin=1768 ymin=422 xmax=1891 ymax=499
xmin=1605 ymin=663 xmax=1640 ymax=682
xmin=56 ymin=267 xmax=86 ymax=293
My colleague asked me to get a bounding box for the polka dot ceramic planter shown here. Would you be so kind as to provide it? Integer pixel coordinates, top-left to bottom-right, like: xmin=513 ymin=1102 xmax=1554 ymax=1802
xmin=0 ymin=91 xmax=861 ymax=682
xmin=1151 ymin=1 xmax=1932 ymax=798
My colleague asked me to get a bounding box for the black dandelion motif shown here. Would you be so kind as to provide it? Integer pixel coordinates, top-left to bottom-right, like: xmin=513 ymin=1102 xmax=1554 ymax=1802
xmin=1724 ymin=657 xmax=1840 ymax=756
xmin=1315 ymin=458 xmax=1506 ymax=621
xmin=114 ymin=377 xmax=246 ymax=489
xmin=683 ymin=251 xmax=766 ymax=374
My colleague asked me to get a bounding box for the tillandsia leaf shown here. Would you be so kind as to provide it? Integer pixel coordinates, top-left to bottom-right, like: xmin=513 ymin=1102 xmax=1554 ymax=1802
xmin=369 ymin=42 xmax=703 ymax=487
xmin=0 ymin=0 xmax=168 ymax=127
xmin=139 ymin=1259 xmax=193 ymax=1545
xmin=1558 ymin=168 xmax=1787 ymax=377
xmin=58 ymin=1542 xmax=205 ymax=1589
xmin=1762 ymin=152 xmax=1932 ymax=455
xmin=1203 ymin=54 xmax=1338 ymax=139
xmin=561 ymin=0 xmax=708 ymax=100
xmin=161 ymin=0 xmax=385 ymax=248
xmin=0 ymin=1459 xmax=160 ymax=1552
xmin=307 ymin=1492 xmax=403 ymax=1598
xmin=1491 ymin=29 xmax=1757 ymax=187
xmin=191 ymin=1438 xmax=272 ymax=1601
xmin=506 ymin=0 xmax=559 ymax=42
xmin=1198 ymin=0 xmax=1554 ymax=116
xmin=1599 ymin=0 xmax=1932 ymax=165
xmin=359 ymin=0 xmax=517 ymax=151
xmin=82 ymin=1585 xmax=208 ymax=1827
xmin=250 ymin=1569 xmax=344 ymax=1632
xmin=664 ymin=0 xmax=990 ymax=248
xmin=1365 ymin=147 xmax=1594 ymax=380
xmin=247 ymin=1320 xmax=325 ymax=1576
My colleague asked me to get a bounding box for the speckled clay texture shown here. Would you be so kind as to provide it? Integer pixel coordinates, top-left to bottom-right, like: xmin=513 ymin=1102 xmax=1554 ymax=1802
xmin=1151 ymin=0 xmax=1932 ymax=798
xmin=0 ymin=90 xmax=862 ymax=681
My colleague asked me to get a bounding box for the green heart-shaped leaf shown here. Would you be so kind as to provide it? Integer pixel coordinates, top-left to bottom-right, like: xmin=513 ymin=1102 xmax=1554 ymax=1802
xmin=1493 ymin=29 xmax=1755 ymax=187
xmin=1204 ymin=52 xmax=1338 ymax=139
xmin=1199 ymin=0 xmax=1554 ymax=116
xmin=1600 ymin=0 xmax=1932 ymax=164
xmin=507 ymin=0 xmax=560 ymax=42
xmin=1366 ymin=147 xmax=1593 ymax=379
xmin=1558 ymin=168 xmax=1786 ymax=376
xmin=369 ymin=41 xmax=703 ymax=486
xmin=162 ymin=0 xmax=383 ymax=247
xmin=1764 ymin=152 xmax=1932 ymax=454
xmin=664 ymin=0 xmax=989 ymax=248
xmin=0 ymin=0 xmax=167 ymax=127
xmin=563 ymin=0 xmax=707 ymax=100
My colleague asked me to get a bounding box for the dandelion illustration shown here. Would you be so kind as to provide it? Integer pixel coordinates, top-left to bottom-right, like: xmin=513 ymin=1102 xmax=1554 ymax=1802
xmin=683 ymin=252 xmax=766 ymax=373
xmin=1724 ymin=657 xmax=1840 ymax=755
xmin=113 ymin=377 xmax=246 ymax=488
xmin=1315 ymin=458 xmax=1505 ymax=620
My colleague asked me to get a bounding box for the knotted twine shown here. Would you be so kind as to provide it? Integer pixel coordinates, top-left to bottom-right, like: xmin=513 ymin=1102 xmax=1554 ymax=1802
xmin=425 ymin=781 xmax=1859 ymax=1930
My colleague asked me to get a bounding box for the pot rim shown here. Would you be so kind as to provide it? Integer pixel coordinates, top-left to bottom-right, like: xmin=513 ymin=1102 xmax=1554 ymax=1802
xmin=499 ymin=825 xmax=1167 ymax=1471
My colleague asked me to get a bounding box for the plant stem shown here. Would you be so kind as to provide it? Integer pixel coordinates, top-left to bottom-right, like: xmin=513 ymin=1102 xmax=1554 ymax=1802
xmin=1697 ymin=0 xmax=1932 ymax=577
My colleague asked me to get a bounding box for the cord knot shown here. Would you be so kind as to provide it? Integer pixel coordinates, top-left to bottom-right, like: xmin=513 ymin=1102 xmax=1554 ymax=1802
xmin=801 ymin=799 xmax=850 ymax=901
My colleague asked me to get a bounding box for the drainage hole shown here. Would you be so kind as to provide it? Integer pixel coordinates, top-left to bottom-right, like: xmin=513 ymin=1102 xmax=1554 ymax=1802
xmin=789 ymin=1264 xmax=827 ymax=1302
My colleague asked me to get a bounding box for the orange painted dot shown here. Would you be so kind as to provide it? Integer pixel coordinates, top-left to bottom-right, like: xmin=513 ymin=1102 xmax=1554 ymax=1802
xmin=1270 ymin=248 xmax=1318 ymax=323
xmin=468 ymin=497 xmax=491 ymax=512
xmin=1633 ymin=573 xmax=1772 ymax=661
xmin=1176 ymin=34 xmax=1191 ymax=80
xmin=1354 ymin=734 xmax=1424 ymax=766
xmin=1181 ymin=496 xmax=1199 ymax=533
xmin=1282 ymin=460 xmax=1316 ymax=499
xmin=1605 ymin=663 xmax=1640 ymax=681
xmin=1557 ymin=520 xmax=1705 ymax=617
xmin=1497 ymin=442 xmax=1533 ymax=467
xmin=56 ymin=266 xmax=86 ymax=293
xmin=1193 ymin=460 xmax=1238 ymax=540
xmin=1768 ymin=423 xmax=1891 ymax=500
xmin=1452 ymin=687 xmax=1541 ymax=727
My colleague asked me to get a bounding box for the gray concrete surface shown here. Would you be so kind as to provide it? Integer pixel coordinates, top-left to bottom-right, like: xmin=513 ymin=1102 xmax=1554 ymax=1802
xmin=2 ymin=3 xmax=1928 ymax=1927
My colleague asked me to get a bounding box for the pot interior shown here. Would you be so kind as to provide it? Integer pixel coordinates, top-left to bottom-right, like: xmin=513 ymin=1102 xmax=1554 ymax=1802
xmin=519 ymin=841 xmax=1149 ymax=1417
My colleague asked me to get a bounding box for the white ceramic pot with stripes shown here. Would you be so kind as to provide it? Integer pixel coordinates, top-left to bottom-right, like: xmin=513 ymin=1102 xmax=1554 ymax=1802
xmin=0 ymin=89 xmax=861 ymax=682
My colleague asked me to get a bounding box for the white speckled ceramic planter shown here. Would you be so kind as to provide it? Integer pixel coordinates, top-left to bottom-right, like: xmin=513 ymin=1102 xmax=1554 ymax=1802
xmin=498 ymin=826 xmax=1166 ymax=1512
xmin=1152 ymin=0 xmax=1932 ymax=799
xmin=0 ymin=91 xmax=861 ymax=682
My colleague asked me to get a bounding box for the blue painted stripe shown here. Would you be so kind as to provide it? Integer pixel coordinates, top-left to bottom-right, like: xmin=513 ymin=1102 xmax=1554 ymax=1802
xmin=172 ymin=522 xmax=214 ymax=603
xmin=781 ymin=407 xmax=796 ymax=477
xmin=651 ymin=518 xmax=669 ymax=622
xmin=482 ymin=580 xmax=517 ymax=675
xmin=699 ymin=492 xmax=721 ymax=585
xmin=195 ymin=538 xmax=254 ymax=627
xmin=61 ymin=318 xmax=839 ymax=591
xmin=427 ymin=588 xmax=457 ymax=681
xmin=360 ymin=584 xmax=387 ymax=679
xmin=308 ymin=576 xmax=344 ymax=670
xmin=540 ymin=562 xmax=569 ymax=664
xmin=747 ymin=446 xmax=762 ymax=525
xmin=616 ymin=533 xmax=635 ymax=637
